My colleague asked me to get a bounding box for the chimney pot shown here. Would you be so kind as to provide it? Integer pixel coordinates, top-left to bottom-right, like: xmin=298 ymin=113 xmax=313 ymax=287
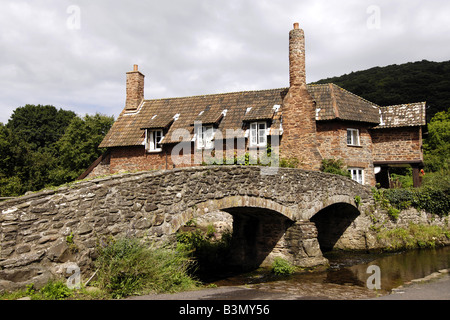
xmin=133 ymin=64 xmax=138 ymax=71
xmin=293 ymin=22 xmax=299 ymax=30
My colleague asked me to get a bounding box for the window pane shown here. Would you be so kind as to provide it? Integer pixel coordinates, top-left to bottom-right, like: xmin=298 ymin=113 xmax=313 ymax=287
xmin=250 ymin=123 xmax=257 ymax=145
xmin=353 ymin=130 xmax=359 ymax=145
xmin=347 ymin=130 xmax=352 ymax=145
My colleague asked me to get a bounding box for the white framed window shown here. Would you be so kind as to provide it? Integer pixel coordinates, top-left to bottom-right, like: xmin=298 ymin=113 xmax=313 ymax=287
xmin=197 ymin=125 xmax=215 ymax=149
xmin=249 ymin=121 xmax=267 ymax=147
xmin=146 ymin=129 xmax=164 ymax=152
xmin=347 ymin=128 xmax=360 ymax=146
xmin=348 ymin=168 xmax=364 ymax=184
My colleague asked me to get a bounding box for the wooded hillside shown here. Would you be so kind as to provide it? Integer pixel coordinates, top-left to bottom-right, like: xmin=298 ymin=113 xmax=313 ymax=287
xmin=312 ymin=59 xmax=450 ymax=120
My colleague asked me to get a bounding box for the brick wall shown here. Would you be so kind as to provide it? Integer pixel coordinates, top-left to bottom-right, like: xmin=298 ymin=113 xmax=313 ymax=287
xmin=125 ymin=65 xmax=145 ymax=111
xmin=371 ymin=126 xmax=423 ymax=162
xmin=109 ymin=146 xmax=168 ymax=173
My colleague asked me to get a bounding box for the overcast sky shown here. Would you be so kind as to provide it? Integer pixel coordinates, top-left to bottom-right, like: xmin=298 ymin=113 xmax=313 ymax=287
xmin=1 ymin=0 xmax=449 ymax=124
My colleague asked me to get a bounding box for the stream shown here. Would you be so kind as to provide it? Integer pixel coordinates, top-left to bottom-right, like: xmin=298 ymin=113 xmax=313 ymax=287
xmin=210 ymin=246 xmax=450 ymax=299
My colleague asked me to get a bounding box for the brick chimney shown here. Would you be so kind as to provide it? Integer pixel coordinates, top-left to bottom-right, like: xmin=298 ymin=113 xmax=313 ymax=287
xmin=281 ymin=23 xmax=322 ymax=170
xmin=125 ymin=64 xmax=145 ymax=111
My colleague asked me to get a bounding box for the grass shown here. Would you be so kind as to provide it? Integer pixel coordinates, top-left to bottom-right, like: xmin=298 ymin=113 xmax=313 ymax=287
xmin=1 ymin=236 xmax=201 ymax=300
xmin=377 ymin=223 xmax=450 ymax=251
xmin=94 ymin=237 xmax=200 ymax=299
xmin=0 ymin=280 xmax=110 ymax=300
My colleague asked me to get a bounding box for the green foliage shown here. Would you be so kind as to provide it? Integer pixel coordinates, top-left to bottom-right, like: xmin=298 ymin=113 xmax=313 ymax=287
xmin=6 ymin=104 xmax=76 ymax=152
xmin=354 ymin=196 xmax=361 ymax=207
xmin=313 ymin=60 xmax=450 ymax=120
xmin=202 ymin=145 xmax=300 ymax=169
xmin=387 ymin=206 xmax=400 ymax=221
xmin=38 ymin=280 xmax=74 ymax=300
xmin=94 ymin=237 xmax=198 ymax=299
xmin=49 ymin=113 xmax=114 ymax=185
xmin=271 ymin=257 xmax=296 ymax=275
xmin=176 ymin=224 xmax=232 ymax=274
xmin=279 ymin=157 xmax=300 ymax=168
xmin=423 ymin=109 xmax=450 ymax=172
xmin=0 ymin=105 xmax=114 ymax=197
xmin=320 ymin=158 xmax=351 ymax=178
xmin=372 ymin=184 xmax=449 ymax=217
xmin=377 ymin=223 xmax=450 ymax=251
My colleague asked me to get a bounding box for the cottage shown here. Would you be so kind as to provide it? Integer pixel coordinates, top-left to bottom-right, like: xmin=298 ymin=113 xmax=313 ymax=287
xmin=83 ymin=23 xmax=426 ymax=187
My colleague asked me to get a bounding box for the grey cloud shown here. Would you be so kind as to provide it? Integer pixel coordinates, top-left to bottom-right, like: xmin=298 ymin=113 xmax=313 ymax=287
xmin=0 ymin=0 xmax=449 ymax=124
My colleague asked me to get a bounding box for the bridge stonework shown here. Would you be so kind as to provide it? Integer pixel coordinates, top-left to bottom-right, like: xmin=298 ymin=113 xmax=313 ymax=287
xmin=0 ymin=166 xmax=374 ymax=291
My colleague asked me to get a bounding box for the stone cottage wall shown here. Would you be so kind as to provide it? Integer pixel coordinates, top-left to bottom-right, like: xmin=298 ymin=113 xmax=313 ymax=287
xmin=316 ymin=122 xmax=375 ymax=186
xmin=371 ymin=126 xmax=423 ymax=163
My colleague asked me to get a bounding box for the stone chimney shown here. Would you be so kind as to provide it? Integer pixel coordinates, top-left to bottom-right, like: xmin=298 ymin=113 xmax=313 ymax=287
xmin=281 ymin=23 xmax=322 ymax=170
xmin=125 ymin=64 xmax=145 ymax=111
xmin=289 ymin=22 xmax=306 ymax=88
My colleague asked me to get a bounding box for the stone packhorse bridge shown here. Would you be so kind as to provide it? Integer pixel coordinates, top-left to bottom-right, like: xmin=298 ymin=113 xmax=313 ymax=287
xmin=0 ymin=166 xmax=374 ymax=291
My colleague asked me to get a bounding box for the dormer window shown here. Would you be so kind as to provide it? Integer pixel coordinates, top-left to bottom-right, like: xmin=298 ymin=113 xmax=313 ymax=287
xmin=146 ymin=129 xmax=164 ymax=152
xmin=347 ymin=128 xmax=360 ymax=146
xmin=249 ymin=121 xmax=267 ymax=147
xmin=197 ymin=125 xmax=215 ymax=149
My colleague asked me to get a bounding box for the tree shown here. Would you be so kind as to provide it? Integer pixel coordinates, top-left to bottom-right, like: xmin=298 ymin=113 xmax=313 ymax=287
xmin=6 ymin=104 xmax=76 ymax=153
xmin=49 ymin=113 xmax=114 ymax=185
xmin=0 ymin=106 xmax=113 ymax=196
xmin=423 ymin=108 xmax=450 ymax=172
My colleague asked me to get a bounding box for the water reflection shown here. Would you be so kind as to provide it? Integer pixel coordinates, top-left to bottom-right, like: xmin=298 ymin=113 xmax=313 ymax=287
xmin=213 ymin=246 xmax=450 ymax=299
xmin=344 ymin=247 xmax=450 ymax=291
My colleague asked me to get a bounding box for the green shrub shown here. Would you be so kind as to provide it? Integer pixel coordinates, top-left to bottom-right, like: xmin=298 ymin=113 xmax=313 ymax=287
xmin=372 ymin=186 xmax=449 ymax=217
xmin=387 ymin=206 xmax=400 ymax=221
xmin=39 ymin=280 xmax=74 ymax=300
xmin=94 ymin=237 xmax=198 ymax=298
xmin=271 ymin=257 xmax=296 ymax=275
xmin=176 ymin=225 xmax=232 ymax=274
xmin=320 ymin=159 xmax=351 ymax=178
xmin=377 ymin=223 xmax=449 ymax=251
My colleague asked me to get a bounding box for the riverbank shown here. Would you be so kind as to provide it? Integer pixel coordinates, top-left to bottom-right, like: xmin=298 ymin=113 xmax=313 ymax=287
xmin=127 ymin=247 xmax=450 ymax=300
xmin=127 ymin=271 xmax=450 ymax=300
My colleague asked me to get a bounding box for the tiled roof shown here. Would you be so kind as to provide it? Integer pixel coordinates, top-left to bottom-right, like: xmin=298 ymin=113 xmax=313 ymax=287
xmin=99 ymin=88 xmax=287 ymax=147
xmin=374 ymin=102 xmax=426 ymax=129
xmin=99 ymin=84 xmax=422 ymax=148
xmin=194 ymin=105 xmax=224 ymax=125
xmin=141 ymin=112 xmax=175 ymax=129
xmin=310 ymin=83 xmax=381 ymax=123
xmin=242 ymin=104 xmax=277 ymax=122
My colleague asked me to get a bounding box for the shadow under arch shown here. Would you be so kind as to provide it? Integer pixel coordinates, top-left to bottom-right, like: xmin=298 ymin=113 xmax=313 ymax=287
xmin=220 ymin=206 xmax=295 ymax=272
xmin=310 ymin=202 xmax=360 ymax=252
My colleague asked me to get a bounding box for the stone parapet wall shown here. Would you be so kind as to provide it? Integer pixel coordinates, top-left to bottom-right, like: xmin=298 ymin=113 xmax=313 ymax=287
xmin=0 ymin=166 xmax=372 ymax=292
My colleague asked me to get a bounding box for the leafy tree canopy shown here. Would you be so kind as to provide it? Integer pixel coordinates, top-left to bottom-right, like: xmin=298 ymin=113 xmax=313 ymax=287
xmin=0 ymin=105 xmax=113 ymax=197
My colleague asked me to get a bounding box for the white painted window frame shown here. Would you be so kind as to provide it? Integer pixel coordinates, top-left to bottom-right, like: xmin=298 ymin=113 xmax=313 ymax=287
xmin=348 ymin=168 xmax=364 ymax=184
xmin=146 ymin=129 xmax=164 ymax=153
xmin=347 ymin=128 xmax=360 ymax=146
xmin=197 ymin=125 xmax=215 ymax=150
xmin=249 ymin=121 xmax=268 ymax=147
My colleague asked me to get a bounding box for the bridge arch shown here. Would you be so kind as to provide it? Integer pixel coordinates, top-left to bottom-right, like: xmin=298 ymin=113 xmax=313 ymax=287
xmin=310 ymin=202 xmax=361 ymax=252
xmin=175 ymin=196 xmax=297 ymax=271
